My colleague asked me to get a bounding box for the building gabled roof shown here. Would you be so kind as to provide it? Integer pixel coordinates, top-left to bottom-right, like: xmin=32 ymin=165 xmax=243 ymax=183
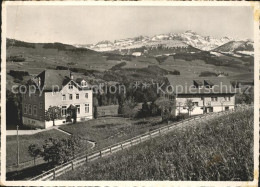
xmin=29 ymin=70 xmax=90 ymax=92
xmin=165 ymin=75 xmax=235 ymax=95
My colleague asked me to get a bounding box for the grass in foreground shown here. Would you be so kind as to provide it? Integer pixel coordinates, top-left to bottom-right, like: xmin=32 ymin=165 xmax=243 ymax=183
xmin=58 ymin=108 xmax=254 ymax=181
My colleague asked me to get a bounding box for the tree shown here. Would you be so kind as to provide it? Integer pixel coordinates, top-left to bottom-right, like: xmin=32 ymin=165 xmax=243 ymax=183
xmin=150 ymin=101 xmax=160 ymax=116
xmin=235 ymin=90 xmax=253 ymax=105
xmin=121 ymin=97 xmax=137 ymax=118
xmin=41 ymin=136 xmax=82 ymax=165
xmin=93 ymin=96 xmax=99 ymax=119
xmin=45 ymin=106 xmax=62 ymax=126
xmin=140 ymin=101 xmax=150 ymax=117
xmin=28 ymin=143 xmax=42 ymax=165
xmin=67 ymin=135 xmax=82 ymax=159
xmin=118 ymin=93 xmax=126 ymax=115
xmin=184 ymin=99 xmax=195 ymax=117
xmin=42 ymin=138 xmax=70 ymax=165
xmin=6 ymin=90 xmax=22 ymax=126
xmin=155 ymin=96 xmax=175 ymax=122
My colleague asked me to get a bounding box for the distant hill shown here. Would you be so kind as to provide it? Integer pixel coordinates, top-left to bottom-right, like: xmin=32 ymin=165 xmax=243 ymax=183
xmin=213 ymin=41 xmax=254 ymax=56
xmin=6 ymin=38 xmax=110 ymax=71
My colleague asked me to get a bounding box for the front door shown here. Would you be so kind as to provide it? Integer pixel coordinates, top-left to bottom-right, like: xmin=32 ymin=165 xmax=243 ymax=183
xmin=208 ymin=107 xmax=213 ymax=113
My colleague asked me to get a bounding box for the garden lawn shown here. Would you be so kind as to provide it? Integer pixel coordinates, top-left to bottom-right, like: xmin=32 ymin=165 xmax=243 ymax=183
xmin=58 ymin=108 xmax=254 ymax=181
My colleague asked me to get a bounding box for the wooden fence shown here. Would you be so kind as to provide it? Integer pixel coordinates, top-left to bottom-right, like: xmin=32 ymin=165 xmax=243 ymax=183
xmin=29 ymin=109 xmax=239 ymax=181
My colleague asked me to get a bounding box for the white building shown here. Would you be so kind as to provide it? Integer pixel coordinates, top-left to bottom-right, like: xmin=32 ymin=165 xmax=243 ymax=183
xmin=165 ymin=76 xmax=236 ymax=116
xmin=22 ymin=70 xmax=93 ymax=129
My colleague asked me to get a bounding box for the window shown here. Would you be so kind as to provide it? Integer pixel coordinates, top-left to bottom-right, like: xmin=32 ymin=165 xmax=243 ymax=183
xmin=224 ymin=96 xmax=231 ymax=101
xmin=76 ymin=94 xmax=79 ymax=99
xmin=68 ymin=83 xmax=73 ymax=89
xmin=76 ymin=105 xmax=80 ymax=114
xmin=24 ymin=104 xmax=28 ymax=114
xmin=69 ymin=94 xmax=73 ymax=100
xmin=33 ymin=105 xmax=37 ymax=116
xmin=193 ymin=102 xmax=199 ymax=106
xmin=39 ymin=102 xmax=43 ymax=109
xmin=81 ymin=81 xmax=87 ymax=87
xmin=85 ymin=104 xmax=89 ymax=113
xmin=28 ymin=104 xmax=32 ymax=115
xmin=61 ymin=106 xmax=67 ymax=116
xmin=211 ymin=97 xmax=218 ymax=102
xmin=85 ymin=93 xmax=88 ymax=99
xmin=62 ymin=94 xmax=66 ymax=101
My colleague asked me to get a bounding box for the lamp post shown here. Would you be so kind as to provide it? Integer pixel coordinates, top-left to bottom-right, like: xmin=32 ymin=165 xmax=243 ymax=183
xmin=17 ymin=125 xmax=19 ymax=166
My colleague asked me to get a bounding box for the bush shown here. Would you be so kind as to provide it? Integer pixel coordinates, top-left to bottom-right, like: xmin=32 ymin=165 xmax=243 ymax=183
xmin=7 ymin=55 xmax=25 ymax=62
xmin=176 ymin=113 xmax=189 ymax=121
xmin=199 ymin=71 xmax=217 ymax=77
xmin=9 ymin=70 xmax=29 ymax=80
xmin=110 ymin=62 xmax=127 ymax=70
xmin=155 ymin=55 xmax=168 ymax=64
xmin=56 ymin=66 xmax=69 ymax=70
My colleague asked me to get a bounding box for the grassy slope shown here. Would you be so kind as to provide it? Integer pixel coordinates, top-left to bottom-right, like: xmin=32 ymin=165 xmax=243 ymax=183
xmin=58 ymin=108 xmax=253 ymax=181
xmin=59 ymin=115 xmax=168 ymax=151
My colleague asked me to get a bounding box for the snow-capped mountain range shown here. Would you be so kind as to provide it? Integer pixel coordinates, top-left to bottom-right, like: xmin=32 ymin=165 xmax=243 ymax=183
xmin=74 ymin=30 xmax=250 ymax=52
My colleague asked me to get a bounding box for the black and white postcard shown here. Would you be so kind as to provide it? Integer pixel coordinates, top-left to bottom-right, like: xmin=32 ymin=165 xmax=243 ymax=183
xmin=1 ymin=1 xmax=259 ymax=186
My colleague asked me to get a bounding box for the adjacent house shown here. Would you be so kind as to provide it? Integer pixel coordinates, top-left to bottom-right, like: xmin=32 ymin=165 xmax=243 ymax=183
xmin=164 ymin=76 xmax=236 ymax=116
xmin=22 ymin=70 xmax=93 ymax=129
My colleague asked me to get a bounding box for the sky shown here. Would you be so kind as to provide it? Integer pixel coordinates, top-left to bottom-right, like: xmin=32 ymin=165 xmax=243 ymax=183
xmin=6 ymin=5 xmax=254 ymax=45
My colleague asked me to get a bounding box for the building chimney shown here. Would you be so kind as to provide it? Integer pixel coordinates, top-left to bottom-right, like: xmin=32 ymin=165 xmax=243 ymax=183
xmin=70 ymin=72 xmax=73 ymax=80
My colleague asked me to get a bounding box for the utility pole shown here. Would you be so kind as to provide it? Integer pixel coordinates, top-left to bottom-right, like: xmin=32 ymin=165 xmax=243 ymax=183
xmin=17 ymin=125 xmax=19 ymax=166
xmin=177 ymin=102 xmax=182 ymax=115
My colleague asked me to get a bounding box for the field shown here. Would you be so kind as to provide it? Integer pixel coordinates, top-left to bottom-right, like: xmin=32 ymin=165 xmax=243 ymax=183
xmin=59 ymin=115 xmax=168 ymax=151
xmin=57 ymin=107 xmax=254 ymax=181
xmin=159 ymin=58 xmax=252 ymax=80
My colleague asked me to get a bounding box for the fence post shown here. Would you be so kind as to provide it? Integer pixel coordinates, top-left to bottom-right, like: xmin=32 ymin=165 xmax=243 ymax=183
xmin=159 ymin=129 xmax=161 ymax=136
xmin=130 ymin=139 xmax=133 ymax=146
xmin=110 ymin=147 xmax=112 ymax=153
xmin=53 ymin=169 xmax=56 ymax=179
xmin=71 ymin=161 xmax=74 ymax=170
xmin=149 ymin=132 xmax=152 ymax=139
xmin=86 ymin=155 xmax=88 ymax=163
xmin=100 ymin=151 xmax=102 ymax=157
xmin=121 ymin=144 xmax=123 ymax=150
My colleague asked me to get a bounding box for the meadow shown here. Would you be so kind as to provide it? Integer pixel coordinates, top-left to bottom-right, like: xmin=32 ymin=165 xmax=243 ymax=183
xmin=59 ymin=115 xmax=168 ymax=151
xmin=57 ymin=107 xmax=254 ymax=181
